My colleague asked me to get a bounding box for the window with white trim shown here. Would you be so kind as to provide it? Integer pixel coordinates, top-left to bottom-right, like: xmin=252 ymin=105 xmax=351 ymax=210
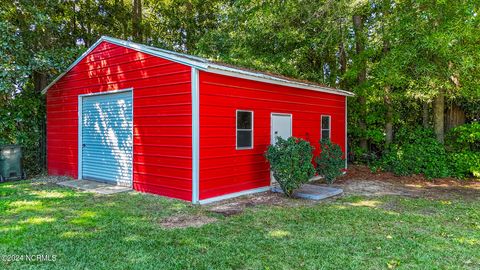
xmin=236 ymin=110 xmax=253 ymax=149
xmin=321 ymin=115 xmax=331 ymax=140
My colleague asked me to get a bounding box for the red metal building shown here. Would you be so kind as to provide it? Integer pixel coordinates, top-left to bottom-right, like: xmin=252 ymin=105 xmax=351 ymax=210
xmin=43 ymin=36 xmax=353 ymax=203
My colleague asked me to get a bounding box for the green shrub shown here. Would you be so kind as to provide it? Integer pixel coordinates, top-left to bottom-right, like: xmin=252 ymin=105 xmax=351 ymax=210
xmin=265 ymin=137 xmax=315 ymax=197
xmin=375 ymin=127 xmax=450 ymax=178
xmin=445 ymin=122 xmax=480 ymax=152
xmin=445 ymin=123 xmax=480 ymax=178
xmin=316 ymin=139 xmax=345 ymax=184
xmin=0 ymin=88 xmax=45 ymax=176
xmin=448 ymin=151 xmax=480 ymax=178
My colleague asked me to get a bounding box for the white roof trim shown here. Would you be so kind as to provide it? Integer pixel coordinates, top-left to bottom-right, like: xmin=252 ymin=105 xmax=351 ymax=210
xmin=206 ymin=65 xmax=354 ymax=96
xmin=41 ymin=36 xmax=354 ymax=96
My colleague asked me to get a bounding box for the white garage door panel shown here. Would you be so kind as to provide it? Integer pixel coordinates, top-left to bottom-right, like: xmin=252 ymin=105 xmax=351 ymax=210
xmin=81 ymin=91 xmax=133 ymax=186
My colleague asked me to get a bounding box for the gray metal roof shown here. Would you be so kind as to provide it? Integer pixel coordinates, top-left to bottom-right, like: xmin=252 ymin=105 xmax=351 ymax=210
xmin=41 ymin=36 xmax=354 ymax=97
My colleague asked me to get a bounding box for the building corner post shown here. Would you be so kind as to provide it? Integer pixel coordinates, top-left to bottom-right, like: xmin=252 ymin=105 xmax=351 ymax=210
xmin=345 ymin=96 xmax=348 ymax=171
xmin=191 ymin=68 xmax=200 ymax=203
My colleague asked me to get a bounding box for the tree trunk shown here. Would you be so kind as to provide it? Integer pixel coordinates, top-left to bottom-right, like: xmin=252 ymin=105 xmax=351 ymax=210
xmin=184 ymin=1 xmax=194 ymax=52
xmin=353 ymin=16 xmax=366 ymax=83
xmin=422 ymin=102 xmax=429 ymax=128
xmin=33 ymin=71 xmax=48 ymax=172
xmin=338 ymin=40 xmax=347 ymax=89
xmin=382 ymin=26 xmax=392 ymax=145
xmin=339 ymin=42 xmax=346 ymax=75
xmin=115 ymin=0 xmax=128 ymax=39
xmin=85 ymin=0 xmax=92 ymax=47
xmin=445 ymin=103 xmax=465 ymax=132
xmin=352 ymin=15 xmax=368 ymax=151
xmin=132 ymin=0 xmax=142 ymax=42
xmin=384 ymin=86 xmax=393 ymax=144
xmin=433 ymin=89 xmax=445 ymax=143
xmin=71 ymin=2 xmax=77 ymax=46
xmin=33 ymin=71 xmax=48 ymax=93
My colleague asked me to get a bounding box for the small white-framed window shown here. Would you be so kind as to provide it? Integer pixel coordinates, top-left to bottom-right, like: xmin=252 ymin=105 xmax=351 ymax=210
xmin=321 ymin=115 xmax=331 ymax=140
xmin=236 ymin=110 xmax=253 ymax=149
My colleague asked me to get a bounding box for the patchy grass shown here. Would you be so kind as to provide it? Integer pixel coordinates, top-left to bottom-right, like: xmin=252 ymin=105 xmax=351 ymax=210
xmin=1 ymin=179 xmax=480 ymax=269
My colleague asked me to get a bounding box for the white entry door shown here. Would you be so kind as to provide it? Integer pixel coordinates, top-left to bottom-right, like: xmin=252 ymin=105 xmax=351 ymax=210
xmin=270 ymin=113 xmax=292 ymax=187
xmin=271 ymin=113 xmax=292 ymax=144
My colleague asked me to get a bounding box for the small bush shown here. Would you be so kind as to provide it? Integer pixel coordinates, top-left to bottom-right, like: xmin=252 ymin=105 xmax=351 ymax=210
xmin=445 ymin=122 xmax=480 ymax=152
xmin=448 ymin=151 xmax=480 ymax=178
xmin=265 ymin=137 xmax=315 ymax=197
xmin=375 ymin=127 xmax=450 ymax=178
xmin=445 ymin=123 xmax=480 ymax=178
xmin=316 ymin=139 xmax=345 ymax=184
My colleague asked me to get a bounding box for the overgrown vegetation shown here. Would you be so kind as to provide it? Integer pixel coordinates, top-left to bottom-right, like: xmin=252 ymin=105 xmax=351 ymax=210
xmin=0 ymin=88 xmax=46 ymax=175
xmin=373 ymin=124 xmax=480 ymax=179
xmin=449 ymin=152 xmax=480 ymax=178
xmin=446 ymin=122 xmax=480 ymax=178
xmin=265 ymin=137 xmax=315 ymax=196
xmin=374 ymin=128 xmax=450 ymax=178
xmin=316 ymin=139 xmax=345 ymax=184
xmin=0 ymin=1 xmax=478 ymax=177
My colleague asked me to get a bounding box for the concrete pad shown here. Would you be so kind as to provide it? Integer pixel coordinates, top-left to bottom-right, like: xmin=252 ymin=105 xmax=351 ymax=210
xmin=272 ymin=184 xmax=343 ymax=200
xmin=57 ymin=179 xmax=132 ymax=195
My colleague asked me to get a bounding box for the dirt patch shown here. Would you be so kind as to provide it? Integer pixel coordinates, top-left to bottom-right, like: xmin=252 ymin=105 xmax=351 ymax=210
xmin=208 ymin=166 xmax=480 ymax=212
xmin=336 ymin=180 xmax=415 ymax=197
xmin=337 ymin=165 xmax=476 ymax=186
xmin=207 ymin=191 xmax=321 ymax=216
xmin=378 ymin=200 xmax=405 ymax=213
xmin=334 ymin=165 xmax=480 ymax=200
xmin=418 ymin=207 xmax=439 ymax=216
xmin=208 ymin=205 xmax=245 ymax=217
xmin=30 ymin=175 xmax=73 ymax=185
xmin=159 ymin=214 xmax=217 ymax=229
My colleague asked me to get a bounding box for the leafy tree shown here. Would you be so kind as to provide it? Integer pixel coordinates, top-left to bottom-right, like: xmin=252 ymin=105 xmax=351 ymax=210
xmin=147 ymin=0 xmax=224 ymax=52
xmin=0 ymin=0 xmax=478 ymax=176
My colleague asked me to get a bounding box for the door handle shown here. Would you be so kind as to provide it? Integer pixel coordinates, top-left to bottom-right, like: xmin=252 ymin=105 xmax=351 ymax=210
xmin=82 ymin=144 xmax=86 ymax=148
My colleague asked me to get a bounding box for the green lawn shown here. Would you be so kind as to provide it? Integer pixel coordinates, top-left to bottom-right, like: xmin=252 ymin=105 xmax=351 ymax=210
xmin=1 ymin=179 xmax=479 ymax=270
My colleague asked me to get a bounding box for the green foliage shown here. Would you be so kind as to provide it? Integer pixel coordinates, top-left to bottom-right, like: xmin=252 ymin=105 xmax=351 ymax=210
xmin=0 ymin=0 xmax=478 ymax=179
xmin=196 ymin=0 xmax=353 ymax=84
xmin=265 ymin=137 xmax=315 ymax=197
xmin=147 ymin=0 xmax=224 ymax=52
xmin=445 ymin=122 xmax=480 ymax=178
xmin=375 ymin=127 xmax=450 ymax=178
xmin=448 ymin=151 xmax=480 ymax=178
xmin=315 ymin=139 xmax=345 ymax=184
xmin=446 ymin=122 xmax=480 ymax=152
xmin=0 ymin=0 xmax=132 ymax=175
xmin=0 ymin=88 xmax=45 ymax=175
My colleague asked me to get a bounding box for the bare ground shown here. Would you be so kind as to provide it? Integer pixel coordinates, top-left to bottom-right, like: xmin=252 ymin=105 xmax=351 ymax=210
xmin=334 ymin=165 xmax=480 ymax=200
xmin=159 ymin=214 xmax=218 ymax=229
xmin=208 ymin=191 xmax=311 ymax=217
xmin=206 ymin=165 xmax=480 ymax=217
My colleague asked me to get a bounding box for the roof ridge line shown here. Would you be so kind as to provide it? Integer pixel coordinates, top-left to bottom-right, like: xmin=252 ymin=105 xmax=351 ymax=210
xmin=41 ymin=36 xmax=354 ymax=97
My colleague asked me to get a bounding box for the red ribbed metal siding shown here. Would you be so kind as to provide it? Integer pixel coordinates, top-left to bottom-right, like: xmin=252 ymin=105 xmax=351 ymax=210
xmin=46 ymin=41 xmax=193 ymax=201
xmin=198 ymin=71 xmax=346 ymax=200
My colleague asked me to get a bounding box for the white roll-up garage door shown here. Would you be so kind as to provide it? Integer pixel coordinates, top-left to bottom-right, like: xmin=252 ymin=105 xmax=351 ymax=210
xmin=80 ymin=90 xmax=133 ymax=186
